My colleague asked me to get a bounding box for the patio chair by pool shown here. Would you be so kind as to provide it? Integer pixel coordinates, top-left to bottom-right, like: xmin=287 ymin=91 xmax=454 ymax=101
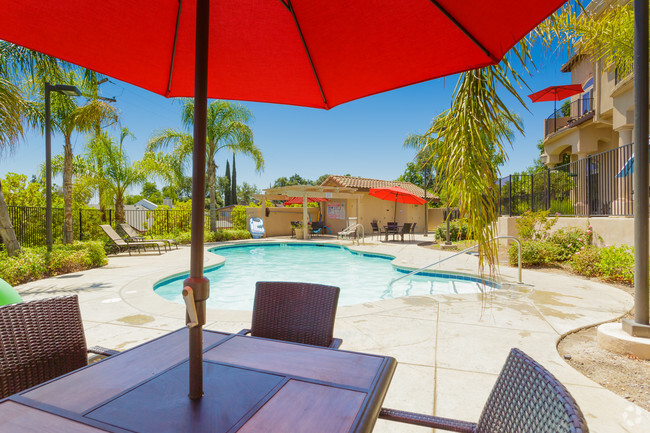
xmin=119 ymin=223 xmax=178 ymax=250
xmin=395 ymin=222 xmax=412 ymax=242
xmin=239 ymin=281 xmax=342 ymax=348
xmin=0 ymin=295 xmax=118 ymax=399
xmin=379 ymin=347 xmax=589 ymax=432
xmin=385 ymin=221 xmax=399 ymax=240
xmin=100 ymin=224 xmax=165 ymax=255
xmin=311 ymin=221 xmax=331 ymax=236
xmin=410 ymin=222 xmax=417 ymax=241
xmin=370 ymin=221 xmax=384 ymax=240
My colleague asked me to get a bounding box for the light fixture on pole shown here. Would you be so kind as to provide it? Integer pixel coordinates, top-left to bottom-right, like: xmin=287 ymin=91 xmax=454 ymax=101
xmin=45 ymin=82 xmax=81 ymax=252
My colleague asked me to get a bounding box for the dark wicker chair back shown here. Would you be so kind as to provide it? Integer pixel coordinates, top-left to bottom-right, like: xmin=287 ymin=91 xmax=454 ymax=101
xmin=251 ymin=282 xmax=340 ymax=348
xmin=476 ymin=348 xmax=589 ymax=433
xmin=379 ymin=348 xmax=589 ymax=433
xmin=0 ymin=295 xmax=87 ymax=399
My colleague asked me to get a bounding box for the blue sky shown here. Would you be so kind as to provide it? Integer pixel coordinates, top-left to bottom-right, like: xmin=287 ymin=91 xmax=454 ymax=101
xmin=1 ymin=40 xmax=571 ymax=195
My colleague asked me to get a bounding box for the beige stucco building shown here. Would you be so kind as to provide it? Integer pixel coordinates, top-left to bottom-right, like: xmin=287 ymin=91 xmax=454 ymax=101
xmin=499 ymin=0 xmax=647 ymax=246
xmin=250 ymin=176 xmax=440 ymax=238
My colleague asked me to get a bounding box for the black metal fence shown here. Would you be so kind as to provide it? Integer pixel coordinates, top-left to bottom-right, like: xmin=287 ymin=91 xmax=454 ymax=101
xmin=545 ymin=97 xmax=594 ymax=137
xmin=499 ymin=143 xmax=633 ymax=217
xmin=2 ymin=207 xmax=231 ymax=248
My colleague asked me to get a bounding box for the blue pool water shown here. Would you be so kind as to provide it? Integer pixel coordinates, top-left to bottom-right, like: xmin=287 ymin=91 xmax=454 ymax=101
xmin=154 ymin=243 xmax=495 ymax=310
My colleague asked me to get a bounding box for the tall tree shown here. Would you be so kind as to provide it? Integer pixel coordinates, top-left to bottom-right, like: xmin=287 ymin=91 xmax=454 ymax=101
xmin=84 ymin=127 xmax=145 ymax=222
xmin=0 ymin=77 xmax=24 ymax=255
xmin=148 ymin=99 xmax=264 ymax=231
xmin=231 ymin=153 xmax=237 ymax=205
xmin=224 ymin=160 xmax=231 ymax=206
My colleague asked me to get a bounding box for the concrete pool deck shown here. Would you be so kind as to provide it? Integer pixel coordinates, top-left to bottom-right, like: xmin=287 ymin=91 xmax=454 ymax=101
xmin=13 ymin=236 xmax=650 ymax=433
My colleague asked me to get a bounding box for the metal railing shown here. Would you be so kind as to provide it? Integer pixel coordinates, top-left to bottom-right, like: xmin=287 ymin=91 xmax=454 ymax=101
xmin=498 ymin=143 xmax=634 ymax=217
xmin=387 ymin=236 xmax=522 ymax=289
xmin=1 ymin=206 xmax=229 ymax=248
xmin=545 ymin=97 xmax=594 ymax=137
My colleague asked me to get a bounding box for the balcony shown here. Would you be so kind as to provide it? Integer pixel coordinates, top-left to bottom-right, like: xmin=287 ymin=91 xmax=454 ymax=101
xmin=544 ymin=96 xmax=594 ymax=138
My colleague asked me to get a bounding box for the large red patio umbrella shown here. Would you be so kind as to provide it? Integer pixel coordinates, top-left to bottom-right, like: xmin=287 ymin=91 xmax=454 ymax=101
xmin=528 ymin=84 xmax=584 ymax=131
xmin=369 ymin=186 xmax=427 ymax=221
xmin=0 ymin=0 xmax=568 ymax=399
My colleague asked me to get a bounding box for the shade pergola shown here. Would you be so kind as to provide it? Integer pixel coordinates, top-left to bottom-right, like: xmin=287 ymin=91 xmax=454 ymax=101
xmin=257 ymin=185 xmax=358 ymax=239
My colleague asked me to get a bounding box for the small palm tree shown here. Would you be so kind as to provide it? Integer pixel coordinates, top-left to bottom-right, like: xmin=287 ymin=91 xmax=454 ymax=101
xmin=85 ymin=127 xmax=145 ymax=222
xmin=148 ymin=99 xmax=264 ymax=231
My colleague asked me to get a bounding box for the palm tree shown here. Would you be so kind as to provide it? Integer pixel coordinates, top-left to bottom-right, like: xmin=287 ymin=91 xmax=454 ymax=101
xmin=84 ymin=127 xmax=145 ymax=222
xmin=0 ymin=77 xmax=24 ymax=255
xmin=148 ymin=99 xmax=264 ymax=231
xmin=419 ymin=39 xmax=531 ymax=273
xmin=536 ymin=2 xmax=635 ymax=78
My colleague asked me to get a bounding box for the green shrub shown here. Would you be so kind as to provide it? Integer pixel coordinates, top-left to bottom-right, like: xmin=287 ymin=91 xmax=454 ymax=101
xmin=509 ymin=240 xmax=561 ymax=267
xmin=568 ymin=246 xmax=602 ymax=277
xmin=515 ymin=210 xmax=558 ymax=241
xmin=435 ymin=220 xmax=469 ymax=241
xmin=0 ymin=241 xmax=107 ymax=286
xmin=547 ymin=227 xmax=591 ymax=262
xmin=231 ymin=206 xmax=247 ymax=230
xmin=598 ymin=245 xmax=634 ymax=284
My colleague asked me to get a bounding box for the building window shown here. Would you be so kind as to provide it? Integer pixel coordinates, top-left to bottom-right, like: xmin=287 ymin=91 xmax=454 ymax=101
xmin=581 ymin=77 xmax=593 ymax=115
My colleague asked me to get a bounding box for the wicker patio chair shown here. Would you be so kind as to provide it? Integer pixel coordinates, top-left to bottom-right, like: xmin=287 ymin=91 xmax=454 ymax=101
xmin=239 ymin=281 xmax=342 ymax=349
xmin=370 ymin=221 xmax=384 ymax=240
xmin=119 ymin=223 xmax=178 ymax=249
xmin=379 ymin=348 xmax=589 ymax=433
xmin=0 ymin=295 xmax=118 ymax=399
xmin=395 ymin=222 xmax=412 ymax=242
xmin=100 ymin=224 xmax=165 ymax=255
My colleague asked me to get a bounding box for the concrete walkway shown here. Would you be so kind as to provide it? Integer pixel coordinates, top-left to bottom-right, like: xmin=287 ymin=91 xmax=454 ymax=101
xmin=14 ymin=236 xmax=650 ymax=433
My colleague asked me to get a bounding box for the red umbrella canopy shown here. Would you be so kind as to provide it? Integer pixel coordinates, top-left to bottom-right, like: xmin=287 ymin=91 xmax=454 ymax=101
xmin=528 ymin=84 xmax=584 ymax=103
xmin=2 ymin=0 xmax=567 ymax=109
xmin=369 ymin=187 xmax=427 ymax=205
xmin=283 ymin=197 xmax=329 ymax=206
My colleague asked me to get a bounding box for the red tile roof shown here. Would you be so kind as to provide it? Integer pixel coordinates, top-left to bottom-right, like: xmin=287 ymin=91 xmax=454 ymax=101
xmin=321 ymin=175 xmax=439 ymax=201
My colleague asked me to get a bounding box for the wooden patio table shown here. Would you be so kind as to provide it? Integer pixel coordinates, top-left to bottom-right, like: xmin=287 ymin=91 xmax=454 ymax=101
xmin=0 ymin=328 xmax=396 ymax=433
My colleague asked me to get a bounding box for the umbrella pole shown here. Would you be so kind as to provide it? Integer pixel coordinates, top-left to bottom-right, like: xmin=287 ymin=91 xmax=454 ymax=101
xmin=185 ymin=0 xmax=210 ymax=400
xmin=624 ymin=0 xmax=650 ymax=338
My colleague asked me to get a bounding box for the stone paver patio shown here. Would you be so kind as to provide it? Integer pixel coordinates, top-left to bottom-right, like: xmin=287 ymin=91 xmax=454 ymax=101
xmin=14 ymin=235 xmax=650 ymax=433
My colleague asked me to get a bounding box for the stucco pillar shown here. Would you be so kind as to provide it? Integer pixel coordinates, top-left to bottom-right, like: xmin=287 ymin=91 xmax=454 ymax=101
xmin=613 ymin=128 xmax=634 ymax=215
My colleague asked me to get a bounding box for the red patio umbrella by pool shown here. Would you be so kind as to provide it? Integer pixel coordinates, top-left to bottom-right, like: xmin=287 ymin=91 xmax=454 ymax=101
xmin=283 ymin=197 xmax=329 ymax=206
xmin=0 ymin=0 xmax=568 ymax=400
xmin=528 ymin=84 xmax=584 ymax=131
xmin=369 ymin=186 xmax=427 ymax=221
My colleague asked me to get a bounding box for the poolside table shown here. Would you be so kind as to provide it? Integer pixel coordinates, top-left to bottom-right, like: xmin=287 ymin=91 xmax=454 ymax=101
xmin=0 ymin=328 xmax=396 ymax=433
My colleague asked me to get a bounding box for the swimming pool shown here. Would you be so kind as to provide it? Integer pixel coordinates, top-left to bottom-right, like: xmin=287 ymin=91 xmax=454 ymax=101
xmin=154 ymin=243 xmax=497 ymax=310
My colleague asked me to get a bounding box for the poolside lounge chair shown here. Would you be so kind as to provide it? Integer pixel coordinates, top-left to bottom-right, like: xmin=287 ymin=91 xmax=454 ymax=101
xmin=238 ymin=281 xmax=342 ymax=349
xmin=100 ymin=224 xmax=165 ymax=255
xmin=337 ymin=223 xmax=358 ymax=240
xmin=119 ymin=223 xmax=178 ymax=250
xmin=0 ymin=295 xmax=118 ymax=399
xmin=380 ymin=347 xmax=589 ymax=433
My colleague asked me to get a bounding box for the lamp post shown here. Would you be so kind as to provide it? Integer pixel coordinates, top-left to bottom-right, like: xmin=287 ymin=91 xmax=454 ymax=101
xmin=45 ymin=82 xmax=81 ymax=251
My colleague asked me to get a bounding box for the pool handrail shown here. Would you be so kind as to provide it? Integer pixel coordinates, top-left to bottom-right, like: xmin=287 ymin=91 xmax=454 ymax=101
xmin=345 ymin=224 xmax=365 ymax=245
xmin=387 ymin=236 xmax=522 ymax=288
